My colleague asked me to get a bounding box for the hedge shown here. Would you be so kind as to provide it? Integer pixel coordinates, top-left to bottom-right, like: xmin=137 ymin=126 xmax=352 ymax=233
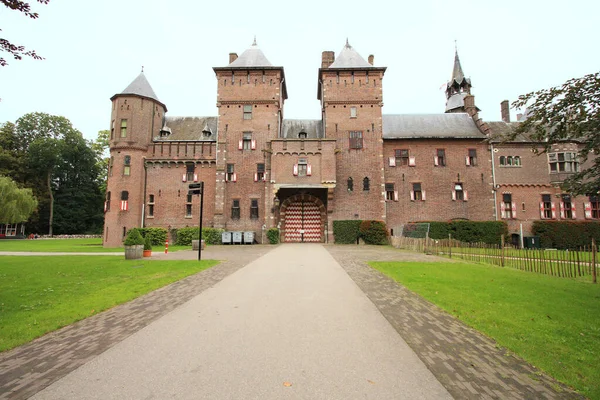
xmin=333 ymin=220 xmax=362 ymax=244
xmin=267 ymin=228 xmax=280 ymax=244
xmin=333 ymin=220 xmax=388 ymax=245
xmin=174 ymin=227 xmax=224 ymax=246
xmin=532 ymin=221 xmax=600 ymax=249
xmin=424 ymin=221 xmax=508 ymax=245
xmin=127 ymin=227 xmax=168 ymax=246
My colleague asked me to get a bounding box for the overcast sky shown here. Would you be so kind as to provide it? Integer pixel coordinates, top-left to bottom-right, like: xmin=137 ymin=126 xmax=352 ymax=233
xmin=1 ymin=0 xmax=599 ymax=142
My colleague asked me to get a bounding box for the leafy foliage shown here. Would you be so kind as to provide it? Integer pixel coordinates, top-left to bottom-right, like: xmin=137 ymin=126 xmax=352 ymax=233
xmin=427 ymin=221 xmax=508 ymax=245
xmin=128 ymin=227 xmax=167 ymax=246
xmin=511 ymin=72 xmax=600 ymax=195
xmin=332 ymin=220 xmax=362 ymax=244
xmin=123 ymin=229 xmax=144 ymax=246
xmin=532 ymin=221 xmax=600 ymax=249
xmin=143 ymin=237 xmax=152 ymax=251
xmin=359 ymin=220 xmax=388 ymax=245
xmin=0 ymin=175 xmax=37 ymax=223
xmin=1 ymin=0 xmax=49 ymax=67
xmin=174 ymin=227 xmax=224 ymax=246
xmin=266 ymin=227 xmax=279 ymax=244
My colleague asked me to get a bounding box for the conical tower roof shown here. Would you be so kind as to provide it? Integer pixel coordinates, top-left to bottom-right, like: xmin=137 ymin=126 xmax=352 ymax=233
xmin=329 ymin=39 xmax=373 ymax=68
xmin=228 ymin=39 xmax=273 ymax=67
xmin=112 ymin=70 xmax=167 ymax=110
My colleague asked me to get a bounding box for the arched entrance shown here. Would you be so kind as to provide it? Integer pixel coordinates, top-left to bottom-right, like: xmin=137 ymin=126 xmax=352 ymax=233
xmin=280 ymin=194 xmax=326 ymax=243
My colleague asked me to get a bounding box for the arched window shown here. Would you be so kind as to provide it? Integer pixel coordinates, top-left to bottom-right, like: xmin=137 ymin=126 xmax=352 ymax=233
xmin=507 ymin=156 xmax=513 ymax=166
xmin=363 ymin=177 xmax=370 ymax=191
xmin=499 ymin=156 xmax=506 ymax=166
xmin=347 ymin=177 xmax=353 ymax=192
xmin=514 ymin=156 xmax=521 ymax=166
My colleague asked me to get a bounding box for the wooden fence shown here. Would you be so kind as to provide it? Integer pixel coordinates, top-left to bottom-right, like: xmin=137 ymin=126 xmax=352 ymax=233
xmin=391 ymin=236 xmax=598 ymax=283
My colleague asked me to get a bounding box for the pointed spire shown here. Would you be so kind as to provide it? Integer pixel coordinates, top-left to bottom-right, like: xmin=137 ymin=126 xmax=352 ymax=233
xmin=253 ymin=35 xmax=257 ymax=46
xmin=329 ymin=39 xmax=373 ymax=68
xmin=113 ymin=70 xmax=167 ymax=111
xmin=451 ymin=48 xmax=465 ymax=83
xmin=227 ymin=40 xmax=272 ymax=67
xmin=345 ymin=37 xmax=350 ymax=47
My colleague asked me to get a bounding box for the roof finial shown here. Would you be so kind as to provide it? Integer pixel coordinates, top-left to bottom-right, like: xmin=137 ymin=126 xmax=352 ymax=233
xmin=141 ymin=65 xmax=144 ymax=73
xmin=454 ymin=39 xmax=457 ymax=53
xmin=345 ymin=37 xmax=350 ymax=48
xmin=253 ymin=35 xmax=257 ymax=46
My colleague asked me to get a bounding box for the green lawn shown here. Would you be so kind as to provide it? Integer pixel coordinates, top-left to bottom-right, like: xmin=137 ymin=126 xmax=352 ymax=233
xmin=369 ymin=261 xmax=600 ymax=399
xmin=0 ymin=256 xmax=218 ymax=352
xmin=0 ymin=238 xmax=191 ymax=253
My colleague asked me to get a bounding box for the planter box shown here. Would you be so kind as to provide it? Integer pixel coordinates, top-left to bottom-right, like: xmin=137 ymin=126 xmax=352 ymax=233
xmin=125 ymin=245 xmax=144 ymax=259
xmin=192 ymin=240 xmax=205 ymax=251
xmin=143 ymin=250 xmax=152 ymax=257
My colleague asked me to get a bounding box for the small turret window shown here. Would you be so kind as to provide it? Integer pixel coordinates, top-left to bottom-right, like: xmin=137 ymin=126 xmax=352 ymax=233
xmin=120 ymin=119 xmax=127 ymax=138
xmin=363 ymin=177 xmax=370 ymax=191
xmin=350 ymin=107 xmax=357 ymax=118
xmin=123 ymin=155 xmax=131 ymax=176
xmin=347 ymin=177 xmax=353 ymax=192
xmin=298 ymin=132 xmax=307 ymax=139
xmin=243 ymin=105 xmax=252 ymax=120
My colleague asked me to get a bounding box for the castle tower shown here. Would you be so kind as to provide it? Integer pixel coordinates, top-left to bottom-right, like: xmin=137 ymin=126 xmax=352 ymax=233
xmin=445 ymin=49 xmax=477 ymax=113
xmin=318 ymin=40 xmax=387 ymax=226
xmin=103 ymin=71 xmax=167 ymax=247
xmin=212 ymin=40 xmax=287 ymax=232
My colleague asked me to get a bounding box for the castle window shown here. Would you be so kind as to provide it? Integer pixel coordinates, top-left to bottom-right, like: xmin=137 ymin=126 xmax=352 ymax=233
xmin=502 ymin=193 xmax=514 ymax=219
xmin=453 ymin=183 xmax=465 ymax=201
xmin=514 ymin=156 xmax=521 ymax=166
xmin=186 ymin=163 xmax=195 ymax=182
xmin=499 ymin=156 xmax=506 ymax=166
xmin=363 ymin=177 xmax=370 ymax=191
xmin=120 ymin=191 xmax=129 ymax=211
xmin=147 ymin=194 xmax=154 ymax=217
xmin=250 ymin=199 xmax=259 ymax=219
xmin=242 ymin=132 xmax=252 ymax=150
xmin=347 ymin=177 xmax=353 ymax=192
xmin=541 ymin=194 xmax=553 ymax=219
xmin=231 ymin=199 xmax=240 ymax=220
xmin=298 ymin=132 xmax=307 ymax=139
xmin=111 ymin=120 xmax=115 ymax=140
xmin=120 ymin=119 xmax=127 ymax=138
xmin=297 ymin=158 xmax=308 ymax=177
xmin=226 ymin=164 xmax=236 ymax=182
xmin=467 ymin=149 xmax=477 ymax=166
xmin=435 ymin=149 xmax=446 ymax=166
xmin=243 ymin=105 xmax=252 ymax=120
xmin=256 ymin=163 xmax=265 ymax=181
xmin=123 ymin=155 xmax=131 ymax=176
xmin=105 ymin=191 xmax=111 ymax=212
xmin=109 ymin=156 xmax=114 ymax=176
xmin=590 ymin=195 xmax=600 ymax=218
xmin=412 ymin=183 xmax=423 ymax=201
xmin=185 ymin=193 xmax=192 ymax=218
xmin=385 ymin=183 xmax=395 ymax=201
xmin=350 ymin=107 xmax=357 ymax=118
xmin=561 ymin=194 xmax=574 ymax=219
xmin=349 ymin=131 xmax=363 ymax=149
xmin=395 ymin=149 xmax=409 ymax=166
xmin=549 ymin=152 xmax=578 ymax=173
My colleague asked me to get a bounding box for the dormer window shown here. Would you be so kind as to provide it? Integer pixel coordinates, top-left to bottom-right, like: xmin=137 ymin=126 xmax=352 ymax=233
xmin=298 ymin=132 xmax=307 ymax=139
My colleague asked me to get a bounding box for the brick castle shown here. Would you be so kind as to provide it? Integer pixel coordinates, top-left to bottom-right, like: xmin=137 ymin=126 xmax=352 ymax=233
xmin=103 ymin=40 xmax=594 ymax=247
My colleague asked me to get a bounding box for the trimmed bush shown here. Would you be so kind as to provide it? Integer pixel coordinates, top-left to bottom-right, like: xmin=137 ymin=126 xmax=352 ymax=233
xmin=333 ymin=220 xmax=362 ymax=244
xmin=144 ymin=236 xmax=152 ymax=251
xmin=533 ymin=221 xmax=600 ymax=249
xmin=359 ymin=220 xmax=388 ymax=245
xmin=424 ymin=221 xmax=507 ymax=245
xmin=267 ymin=228 xmax=279 ymax=244
xmin=174 ymin=227 xmax=224 ymax=246
xmin=123 ymin=229 xmax=144 ymax=246
xmin=126 ymin=227 xmax=167 ymax=246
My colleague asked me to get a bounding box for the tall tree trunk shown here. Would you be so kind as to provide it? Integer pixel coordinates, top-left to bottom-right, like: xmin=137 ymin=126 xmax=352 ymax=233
xmin=47 ymin=169 xmax=54 ymax=236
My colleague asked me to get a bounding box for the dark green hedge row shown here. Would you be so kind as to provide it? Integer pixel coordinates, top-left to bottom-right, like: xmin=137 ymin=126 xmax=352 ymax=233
xmin=172 ymin=227 xmax=224 ymax=246
xmin=267 ymin=228 xmax=279 ymax=244
xmin=128 ymin=227 xmax=168 ymax=246
xmin=333 ymin=220 xmax=388 ymax=245
xmin=532 ymin=221 xmax=600 ymax=249
xmin=425 ymin=221 xmax=508 ymax=245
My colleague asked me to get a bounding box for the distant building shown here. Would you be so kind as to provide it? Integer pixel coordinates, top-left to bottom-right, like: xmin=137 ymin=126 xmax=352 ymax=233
xmin=102 ymin=40 xmax=591 ymax=247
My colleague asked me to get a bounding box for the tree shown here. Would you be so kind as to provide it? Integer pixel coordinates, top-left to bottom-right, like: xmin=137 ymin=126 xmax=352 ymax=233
xmin=91 ymin=130 xmax=110 ymax=194
xmin=0 ymin=175 xmax=37 ymax=223
xmin=28 ymin=135 xmax=61 ymax=235
xmin=1 ymin=0 xmax=49 ymax=67
xmin=511 ymin=72 xmax=600 ymax=195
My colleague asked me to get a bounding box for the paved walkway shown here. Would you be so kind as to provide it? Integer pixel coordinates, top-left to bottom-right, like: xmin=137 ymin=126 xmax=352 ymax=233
xmin=0 ymin=244 xmax=584 ymax=399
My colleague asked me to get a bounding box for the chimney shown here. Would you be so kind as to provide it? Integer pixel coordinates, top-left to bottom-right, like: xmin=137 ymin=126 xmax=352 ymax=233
xmin=464 ymin=95 xmax=477 ymax=117
xmin=368 ymin=55 xmax=374 ymax=65
xmin=229 ymin=53 xmax=238 ymax=64
xmin=501 ymin=100 xmax=510 ymax=123
xmin=321 ymin=51 xmax=335 ymax=68
xmin=517 ymin=113 xmax=523 ymax=121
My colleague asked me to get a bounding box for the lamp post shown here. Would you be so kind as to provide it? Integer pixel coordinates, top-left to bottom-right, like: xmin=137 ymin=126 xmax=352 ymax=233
xmin=188 ymin=182 xmax=204 ymax=261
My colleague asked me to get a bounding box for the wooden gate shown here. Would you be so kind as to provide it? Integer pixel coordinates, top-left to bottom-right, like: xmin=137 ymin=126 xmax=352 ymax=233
xmin=283 ymin=201 xmax=322 ymax=242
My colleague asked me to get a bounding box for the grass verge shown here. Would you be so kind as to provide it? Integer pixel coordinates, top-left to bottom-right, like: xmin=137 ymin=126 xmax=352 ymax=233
xmin=369 ymin=261 xmax=600 ymax=399
xmin=0 ymin=256 xmax=218 ymax=352
xmin=0 ymin=238 xmax=191 ymax=253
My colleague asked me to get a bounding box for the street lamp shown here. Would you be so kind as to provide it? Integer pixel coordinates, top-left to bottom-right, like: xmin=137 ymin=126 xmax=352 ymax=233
xmin=188 ymin=182 xmax=204 ymax=261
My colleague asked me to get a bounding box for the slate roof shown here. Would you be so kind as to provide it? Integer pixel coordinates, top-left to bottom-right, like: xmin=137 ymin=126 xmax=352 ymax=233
xmin=228 ymin=41 xmax=273 ymax=68
xmin=383 ymin=113 xmax=486 ymax=139
xmin=281 ymin=119 xmax=324 ymax=139
xmin=329 ymin=40 xmax=374 ymax=69
xmin=157 ymin=116 xmax=218 ymax=141
xmin=445 ymin=92 xmax=468 ymax=113
xmin=487 ymin=121 xmax=532 ymax=143
xmin=120 ymin=72 xmax=160 ymax=102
